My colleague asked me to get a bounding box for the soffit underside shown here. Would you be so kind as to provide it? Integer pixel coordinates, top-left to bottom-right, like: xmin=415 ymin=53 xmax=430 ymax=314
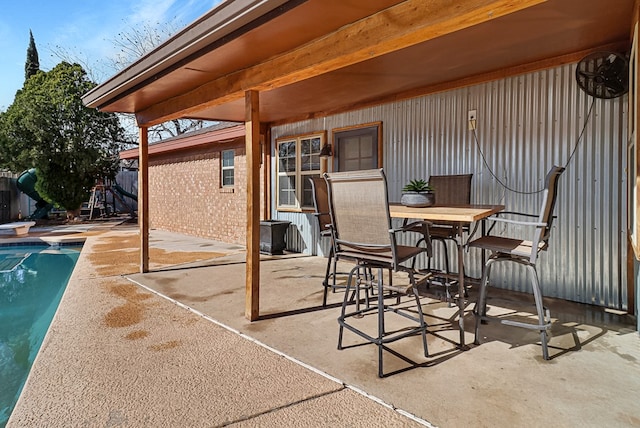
xmin=100 ymin=0 xmax=634 ymax=124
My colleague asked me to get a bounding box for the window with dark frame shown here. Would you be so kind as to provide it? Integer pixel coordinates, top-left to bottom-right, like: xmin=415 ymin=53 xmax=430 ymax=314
xmin=332 ymin=122 xmax=382 ymax=172
xmin=221 ymin=149 xmax=235 ymax=187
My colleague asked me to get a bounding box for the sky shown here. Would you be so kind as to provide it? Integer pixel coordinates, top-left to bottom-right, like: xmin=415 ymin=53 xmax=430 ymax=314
xmin=0 ymin=0 xmax=223 ymax=111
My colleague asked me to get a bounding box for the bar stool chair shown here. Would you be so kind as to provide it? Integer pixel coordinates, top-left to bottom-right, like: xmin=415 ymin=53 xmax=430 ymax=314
xmin=325 ymin=169 xmax=433 ymax=377
xmin=309 ymin=177 xmax=338 ymax=306
xmin=406 ymin=174 xmax=473 ymax=302
xmin=468 ymin=165 xmax=565 ymax=360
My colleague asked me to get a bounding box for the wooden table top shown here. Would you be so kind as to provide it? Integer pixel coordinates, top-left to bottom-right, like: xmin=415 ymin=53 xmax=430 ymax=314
xmin=389 ymin=204 xmax=505 ymax=223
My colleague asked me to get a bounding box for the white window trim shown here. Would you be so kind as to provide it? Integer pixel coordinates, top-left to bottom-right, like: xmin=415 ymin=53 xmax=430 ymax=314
xmin=276 ymin=132 xmax=325 ymax=211
xmin=221 ymin=149 xmax=235 ymax=187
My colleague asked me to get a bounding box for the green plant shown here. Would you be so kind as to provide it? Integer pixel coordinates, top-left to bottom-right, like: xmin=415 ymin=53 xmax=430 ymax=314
xmin=402 ymin=179 xmax=433 ymax=192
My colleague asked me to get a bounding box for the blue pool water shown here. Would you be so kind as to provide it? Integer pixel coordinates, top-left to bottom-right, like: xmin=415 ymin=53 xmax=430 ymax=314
xmin=0 ymin=245 xmax=80 ymax=427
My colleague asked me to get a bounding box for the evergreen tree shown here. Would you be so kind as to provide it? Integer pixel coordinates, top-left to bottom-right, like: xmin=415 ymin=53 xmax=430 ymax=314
xmin=24 ymin=30 xmax=40 ymax=82
xmin=0 ymin=62 xmax=128 ymax=210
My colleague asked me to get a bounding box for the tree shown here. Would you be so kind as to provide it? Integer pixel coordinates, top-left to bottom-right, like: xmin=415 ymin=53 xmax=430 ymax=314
xmin=24 ymin=30 xmax=40 ymax=82
xmin=52 ymin=19 xmax=211 ymax=142
xmin=0 ymin=62 xmax=128 ymax=210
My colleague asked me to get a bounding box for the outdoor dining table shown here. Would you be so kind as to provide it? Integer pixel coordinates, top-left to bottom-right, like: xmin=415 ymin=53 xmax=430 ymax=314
xmin=389 ymin=203 xmax=505 ymax=349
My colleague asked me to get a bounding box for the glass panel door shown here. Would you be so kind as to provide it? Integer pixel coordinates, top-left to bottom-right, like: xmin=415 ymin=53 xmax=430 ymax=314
xmin=333 ymin=124 xmax=380 ymax=172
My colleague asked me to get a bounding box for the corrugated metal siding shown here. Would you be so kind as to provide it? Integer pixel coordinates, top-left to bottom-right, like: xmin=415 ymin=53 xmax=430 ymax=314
xmin=271 ymin=63 xmax=628 ymax=310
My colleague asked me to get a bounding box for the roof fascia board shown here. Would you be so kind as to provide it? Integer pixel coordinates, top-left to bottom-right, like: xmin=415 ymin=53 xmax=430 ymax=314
xmin=83 ymin=0 xmax=293 ymax=109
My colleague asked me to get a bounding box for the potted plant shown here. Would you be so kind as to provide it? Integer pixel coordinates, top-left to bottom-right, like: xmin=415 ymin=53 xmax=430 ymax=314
xmin=401 ymin=179 xmax=435 ymax=207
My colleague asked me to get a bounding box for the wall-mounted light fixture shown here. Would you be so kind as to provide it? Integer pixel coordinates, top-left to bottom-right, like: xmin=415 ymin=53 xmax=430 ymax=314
xmin=319 ymin=143 xmax=333 ymax=157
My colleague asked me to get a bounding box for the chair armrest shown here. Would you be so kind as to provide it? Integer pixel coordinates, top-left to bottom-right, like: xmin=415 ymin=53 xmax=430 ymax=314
xmin=495 ymin=210 xmax=535 ymax=216
xmin=487 ymin=214 xmax=546 ymax=228
xmin=483 ymin=211 xmax=546 ymax=237
xmin=392 ymin=221 xmax=433 ymax=257
xmin=492 ymin=211 xmax=556 ymax=224
xmin=311 ymin=212 xmax=333 ymax=231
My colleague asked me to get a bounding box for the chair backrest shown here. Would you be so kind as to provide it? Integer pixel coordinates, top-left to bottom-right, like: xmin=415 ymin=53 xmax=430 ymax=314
xmin=536 ymin=165 xmax=565 ymax=247
xmin=428 ymin=174 xmax=473 ymax=205
xmin=309 ymin=177 xmax=332 ymax=234
xmin=324 ymin=169 xmax=393 ymax=254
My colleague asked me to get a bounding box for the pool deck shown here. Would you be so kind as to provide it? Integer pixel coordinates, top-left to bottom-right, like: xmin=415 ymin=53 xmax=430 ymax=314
xmin=5 ymin=221 xmax=640 ymax=427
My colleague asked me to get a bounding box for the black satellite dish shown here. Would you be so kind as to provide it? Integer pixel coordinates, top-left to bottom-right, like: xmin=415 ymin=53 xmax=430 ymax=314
xmin=575 ymin=51 xmax=629 ymax=99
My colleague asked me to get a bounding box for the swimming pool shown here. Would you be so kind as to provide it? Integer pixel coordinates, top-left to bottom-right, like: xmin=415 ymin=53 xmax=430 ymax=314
xmin=0 ymin=245 xmax=80 ymax=427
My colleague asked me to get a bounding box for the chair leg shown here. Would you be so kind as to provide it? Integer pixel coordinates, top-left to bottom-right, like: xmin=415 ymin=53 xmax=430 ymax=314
xmin=376 ymin=268 xmax=385 ymax=378
xmin=474 ymin=257 xmax=551 ymax=360
xmin=439 ymin=239 xmax=453 ymax=305
xmin=408 ymin=269 xmax=429 ymax=358
xmin=439 ymin=238 xmax=451 ymax=275
xmin=338 ymin=264 xmax=430 ymax=378
xmin=474 ymin=257 xmax=495 ymax=345
xmin=331 ymin=250 xmax=339 ymax=290
xmin=356 ymin=265 xmax=368 ymax=312
xmin=527 ymin=265 xmax=550 ymax=360
xmin=338 ymin=264 xmax=361 ymax=351
xmin=375 ymin=267 xmax=430 ymax=377
xmin=322 ymin=246 xmax=334 ymax=306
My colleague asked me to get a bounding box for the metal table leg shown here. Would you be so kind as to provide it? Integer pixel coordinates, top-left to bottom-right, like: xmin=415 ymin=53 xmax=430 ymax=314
xmin=456 ymin=224 xmax=468 ymax=349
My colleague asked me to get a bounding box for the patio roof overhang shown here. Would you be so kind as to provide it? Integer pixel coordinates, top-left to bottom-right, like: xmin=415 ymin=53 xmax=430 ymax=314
xmin=83 ymin=0 xmax=637 ymax=321
xmin=83 ymin=0 xmax=635 ymax=127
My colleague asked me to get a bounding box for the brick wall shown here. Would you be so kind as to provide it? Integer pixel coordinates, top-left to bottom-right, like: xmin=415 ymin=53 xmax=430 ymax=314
xmin=148 ymin=139 xmax=264 ymax=245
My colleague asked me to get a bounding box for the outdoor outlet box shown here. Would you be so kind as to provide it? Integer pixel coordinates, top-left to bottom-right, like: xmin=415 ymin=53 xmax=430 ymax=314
xmin=468 ymin=110 xmax=477 ymax=130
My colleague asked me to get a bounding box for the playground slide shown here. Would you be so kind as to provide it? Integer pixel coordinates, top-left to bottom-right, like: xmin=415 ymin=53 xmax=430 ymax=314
xmin=113 ymin=182 xmax=137 ymax=202
xmin=16 ymin=169 xmax=54 ymax=219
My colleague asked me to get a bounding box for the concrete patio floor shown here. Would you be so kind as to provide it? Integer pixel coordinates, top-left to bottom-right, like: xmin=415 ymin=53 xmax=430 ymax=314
xmin=7 ymin=223 xmax=640 ymax=427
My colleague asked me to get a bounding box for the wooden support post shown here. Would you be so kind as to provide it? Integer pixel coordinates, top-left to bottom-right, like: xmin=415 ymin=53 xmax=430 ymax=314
xmin=138 ymin=126 xmax=150 ymax=273
xmin=245 ymin=90 xmax=261 ymax=321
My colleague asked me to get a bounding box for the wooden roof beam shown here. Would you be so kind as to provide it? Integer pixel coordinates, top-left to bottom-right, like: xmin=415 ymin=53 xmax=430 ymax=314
xmin=136 ymin=0 xmax=545 ymax=126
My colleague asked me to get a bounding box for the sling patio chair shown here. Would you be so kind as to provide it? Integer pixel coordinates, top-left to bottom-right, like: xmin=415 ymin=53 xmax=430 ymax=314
xmin=468 ymin=165 xmax=565 ymax=360
xmin=427 ymin=173 xmax=473 ymax=272
xmin=405 ymin=173 xmax=473 ymax=302
xmin=309 ymin=176 xmax=373 ymax=306
xmin=324 ymin=168 xmax=433 ymax=377
xmin=309 ymin=176 xmax=337 ymax=306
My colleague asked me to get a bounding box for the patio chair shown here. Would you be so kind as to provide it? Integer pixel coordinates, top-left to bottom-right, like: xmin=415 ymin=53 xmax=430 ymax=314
xmin=313 ymin=174 xmax=397 ymax=309
xmin=427 ymin=173 xmax=473 ymax=273
xmin=468 ymin=165 xmax=565 ymax=360
xmin=324 ymin=168 xmax=433 ymax=377
xmin=308 ymin=176 xmax=341 ymax=306
xmin=405 ymin=174 xmax=472 ymax=301
xmin=310 ymin=176 xmax=377 ymax=307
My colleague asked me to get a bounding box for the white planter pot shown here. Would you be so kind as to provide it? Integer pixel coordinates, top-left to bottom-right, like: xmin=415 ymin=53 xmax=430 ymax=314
xmin=400 ymin=191 xmax=435 ymax=207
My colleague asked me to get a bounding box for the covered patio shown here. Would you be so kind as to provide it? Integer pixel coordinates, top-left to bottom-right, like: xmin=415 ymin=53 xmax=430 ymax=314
xmin=82 ymin=0 xmax=640 ymax=326
xmin=8 ymin=1 xmax=640 ymax=425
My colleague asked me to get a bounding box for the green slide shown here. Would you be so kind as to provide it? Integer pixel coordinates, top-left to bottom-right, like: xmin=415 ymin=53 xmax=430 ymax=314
xmin=113 ymin=182 xmax=137 ymax=202
xmin=16 ymin=169 xmax=53 ymax=219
